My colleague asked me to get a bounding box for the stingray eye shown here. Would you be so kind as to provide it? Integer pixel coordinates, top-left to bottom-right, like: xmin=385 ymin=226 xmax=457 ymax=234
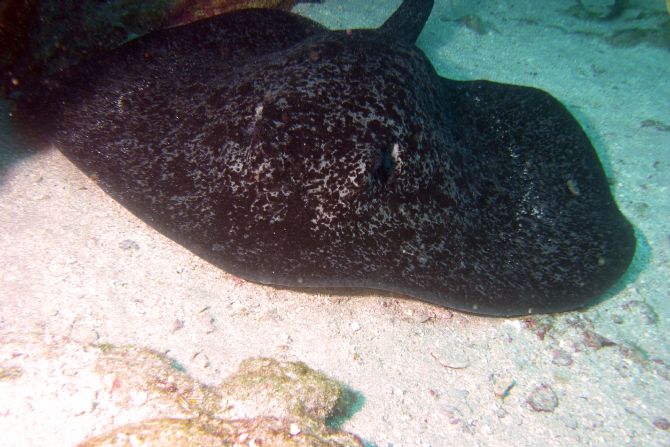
xmin=371 ymin=143 xmax=400 ymax=185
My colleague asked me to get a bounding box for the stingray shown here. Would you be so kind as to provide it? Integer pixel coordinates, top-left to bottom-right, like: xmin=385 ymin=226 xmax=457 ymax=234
xmin=13 ymin=0 xmax=635 ymax=316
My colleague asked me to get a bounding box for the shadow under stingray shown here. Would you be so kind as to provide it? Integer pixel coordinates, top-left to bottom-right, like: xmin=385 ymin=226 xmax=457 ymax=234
xmin=0 ymin=99 xmax=45 ymax=186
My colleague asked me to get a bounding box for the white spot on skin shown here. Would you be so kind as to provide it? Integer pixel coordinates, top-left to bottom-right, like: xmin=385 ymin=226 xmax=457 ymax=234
xmin=391 ymin=142 xmax=400 ymax=164
xmin=245 ymin=102 xmax=265 ymax=137
xmin=116 ymin=95 xmax=125 ymax=112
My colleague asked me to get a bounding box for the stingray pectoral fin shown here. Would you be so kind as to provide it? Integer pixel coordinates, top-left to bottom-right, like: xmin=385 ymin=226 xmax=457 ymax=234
xmin=438 ymin=78 xmax=635 ymax=315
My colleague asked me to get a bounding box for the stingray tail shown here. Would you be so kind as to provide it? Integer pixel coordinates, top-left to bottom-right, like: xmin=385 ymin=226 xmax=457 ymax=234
xmin=378 ymin=0 xmax=434 ymax=44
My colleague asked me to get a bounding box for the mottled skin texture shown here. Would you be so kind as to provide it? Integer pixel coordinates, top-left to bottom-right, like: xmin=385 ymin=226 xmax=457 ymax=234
xmin=15 ymin=0 xmax=635 ymax=316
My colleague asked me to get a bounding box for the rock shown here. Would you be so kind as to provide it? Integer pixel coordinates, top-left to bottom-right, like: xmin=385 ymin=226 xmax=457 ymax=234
xmin=526 ymin=384 xmax=559 ymax=413
xmin=0 ymin=331 xmax=362 ymax=446
xmin=218 ymin=357 xmax=344 ymax=422
xmin=79 ymin=347 xmax=361 ymax=446
xmin=78 ymin=416 xmax=362 ymax=447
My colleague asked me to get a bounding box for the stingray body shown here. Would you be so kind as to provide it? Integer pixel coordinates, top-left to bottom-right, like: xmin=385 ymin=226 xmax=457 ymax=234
xmin=15 ymin=0 xmax=635 ymax=316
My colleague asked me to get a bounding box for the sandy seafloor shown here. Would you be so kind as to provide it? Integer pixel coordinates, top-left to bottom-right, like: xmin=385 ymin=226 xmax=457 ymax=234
xmin=1 ymin=0 xmax=669 ymax=445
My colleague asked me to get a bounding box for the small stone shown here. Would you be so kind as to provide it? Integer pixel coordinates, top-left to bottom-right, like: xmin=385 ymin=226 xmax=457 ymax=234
xmin=70 ymin=389 xmax=95 ymax=416
xmin=69 ymin=325 xmax=100 ymax=344
xmin=392 ymin=387 xmax=405 ymax=397
xmin=350 ymin=322 xmax=361 ymax=332
xmin=651 ymin=359 xmax=670 ymax=381
xmin=582 ymin=330 xmax=616 ymax=350
xmin=289 ymin=422 xmax=301 ymax=435
xmin=191 ymin=351 xmax=211 ymax=369
xmin=551 ymin=349 xmax=573 ymax=367
xmin=197 ymin=311 xmax=217 ymax=334
xmin=522 ymin=316 xmax=553 ymax=340
xmin=172 ymin=319 xmax=185 ymax=333
xmin=565 ymin=418 xmax=578 ymax=429
xmin=653 ymin=417 xmax=670 ymax=430
xmin=526 ymin=384 xmax=558 ymax=412
xmin=494 ymin=405 xmax=508 ymax=419
xmin=622 ymin=300 xmax=659 ymax=325
xmin=118 ymin=239 xmax=140 ymax=250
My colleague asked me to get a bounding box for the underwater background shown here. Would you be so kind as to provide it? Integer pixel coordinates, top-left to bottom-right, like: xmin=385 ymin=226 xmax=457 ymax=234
xmin=0 ymin=0 xmax=669 ymax=445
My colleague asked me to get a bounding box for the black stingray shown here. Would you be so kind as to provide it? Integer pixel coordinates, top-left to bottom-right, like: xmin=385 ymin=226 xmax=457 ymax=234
xmin=14 ymin=0 xmax=635 ymax=316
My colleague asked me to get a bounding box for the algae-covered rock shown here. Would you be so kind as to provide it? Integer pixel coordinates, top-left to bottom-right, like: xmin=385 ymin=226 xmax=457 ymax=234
xmin=217 ymin=357 xmax=344 ymax=422
xmin=93 ymin=348 xmax=346 ymax=422
xmin=0 ymin=331 xmax=361 ymax=446
xmin=82 ymin=349 xmax=360 ymax=446
xmin=79 ymin=416 xmax=362 ymax=447
xmin=92 ymin=344 xmax=224 ymax=419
